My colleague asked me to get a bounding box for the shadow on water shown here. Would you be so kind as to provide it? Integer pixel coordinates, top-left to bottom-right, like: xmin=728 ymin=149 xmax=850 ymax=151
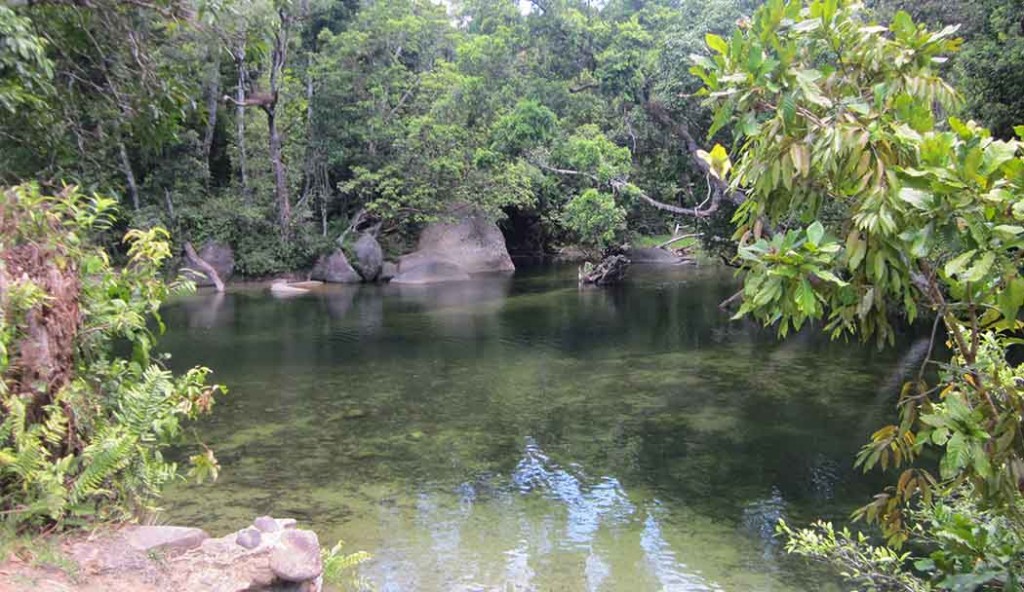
xmin=159 ymin=263 xmax=921 ymax=591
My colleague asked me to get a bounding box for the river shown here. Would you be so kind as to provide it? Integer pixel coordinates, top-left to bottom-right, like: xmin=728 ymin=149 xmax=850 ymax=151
xmin=159 ymin=262 xmax=921 ymax=591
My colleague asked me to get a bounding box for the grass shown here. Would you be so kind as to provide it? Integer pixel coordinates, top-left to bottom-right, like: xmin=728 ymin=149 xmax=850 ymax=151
xmin=0 ymin=526 xmax=81 ymax=583
xmin=630 ymin=233 xmax=700 ymax=250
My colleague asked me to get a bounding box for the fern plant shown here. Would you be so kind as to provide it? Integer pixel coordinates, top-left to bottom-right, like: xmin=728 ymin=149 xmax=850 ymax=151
xmin=321 ymin=540 xmax=372 ymax=591
xmin=0 ymin=183 xmax=225 ymax=529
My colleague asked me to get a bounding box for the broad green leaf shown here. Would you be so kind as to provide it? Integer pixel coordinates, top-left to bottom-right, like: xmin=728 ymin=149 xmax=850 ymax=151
xmin=705 ymin=33 xmax=728 ymax=55
xmin=960 ymin=251 xmax=994 ymax=283
xmin=898 ymin=187 xmax=932 ymax=210
xmin=795 ymin=279 xmax=816 ymax=314
xmin=944 ymin=249 xmax=976 ymax=277
xmin=846 ymin=231 xmax=867 ymax=270
xmin=812 ymin=269 xmax=848 ymax=286
xmin=806 ymin=221 xmax=824 ymax=246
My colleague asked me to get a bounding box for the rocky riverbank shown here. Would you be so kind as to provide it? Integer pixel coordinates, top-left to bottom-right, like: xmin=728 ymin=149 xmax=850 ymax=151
xmin=0 ymin=516 xmax=329 ymax=591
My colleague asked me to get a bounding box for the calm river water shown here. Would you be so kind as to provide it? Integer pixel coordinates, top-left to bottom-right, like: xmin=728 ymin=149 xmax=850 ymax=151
xmin=159 ymin=263 xmax=922 ymax=591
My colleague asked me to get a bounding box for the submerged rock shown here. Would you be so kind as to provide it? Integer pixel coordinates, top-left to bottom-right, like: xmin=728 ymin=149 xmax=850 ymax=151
xmin=288 ymin=280 xmax=324 ymax=290
xmin=311 ymin=250 xmax=361 ymax=284
xmin=391 ymin=259 xmax=471 ymax=285
xmin=270 ymin=282 xmax=309 ymax=297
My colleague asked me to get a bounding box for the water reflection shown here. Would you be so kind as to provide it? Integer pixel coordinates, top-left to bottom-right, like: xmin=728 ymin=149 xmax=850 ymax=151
xmin=360 ymin=437 xmax=739 ymax=591
xmin=178 ymin=290 xmax=229 ymax=329
xmin=641 ymin=507 xmax=722 ymax=591
xmin=160 ymin=263 xmax=916 ymax=591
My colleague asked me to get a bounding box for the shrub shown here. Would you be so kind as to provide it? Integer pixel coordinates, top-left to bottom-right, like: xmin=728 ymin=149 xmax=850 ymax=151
xmin=0 ymin=183 xmax=224 ymax=528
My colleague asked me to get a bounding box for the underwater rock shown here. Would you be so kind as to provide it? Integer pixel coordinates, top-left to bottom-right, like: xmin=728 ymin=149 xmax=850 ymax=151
xmin=270 ymin=282 xmax=309 ymax=297
xmin=391 ymin=259 xmax=471 ymax=285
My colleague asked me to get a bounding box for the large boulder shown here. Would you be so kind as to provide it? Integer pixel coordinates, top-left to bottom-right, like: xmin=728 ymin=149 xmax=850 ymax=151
xmin=352 ymin=232 xmax=384 ymax=281
xmin=391 ymin=259 xmax=471 ymax=285
xmin=269 ymin=529 xmax=321 ymax=582
xmin=311 ymin=250 xmax=361 ymax=283
xmin=403 ymin=213 xmax=515 ymax=275
xmin=380 ymin=261 xmax=399 ymax=282
xmin=181 ymin=241 xmax=234 ymax=287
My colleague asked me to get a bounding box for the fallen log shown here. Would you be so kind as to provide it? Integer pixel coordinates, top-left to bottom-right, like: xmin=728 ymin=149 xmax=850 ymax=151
xmin=183 ymin=241 xmax=225 ymax=293
xmin=579 ymin=254 xmax=630 ymax=286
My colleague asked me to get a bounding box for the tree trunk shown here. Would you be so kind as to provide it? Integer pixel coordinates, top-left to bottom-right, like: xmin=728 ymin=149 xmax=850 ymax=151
xmin=183 ymin=241 xmax=225 ymax=293
xmin=202 ymin=47 xmax=221 ymax=167
xmin=268 ymin=9 xmax=291 ymax=235
xmin=234 ymin=36 xmax=249 ymax=201
xmin=118 ymin=140 xmax=139 ymax=210
xmin=267 ymin=106 xmax=290 ymax=233
xmin=579 ymin=255 xmax=630 ymax=286
xmin=164 ymin=188 xmax=175 ymax=219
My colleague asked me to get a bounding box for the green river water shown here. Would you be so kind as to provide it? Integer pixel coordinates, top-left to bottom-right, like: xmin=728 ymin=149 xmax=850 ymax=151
xmin=159 ymin=262 xmax=925 ymax=591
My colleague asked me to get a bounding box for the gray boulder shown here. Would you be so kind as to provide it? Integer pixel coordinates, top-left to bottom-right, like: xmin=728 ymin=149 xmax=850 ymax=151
xmin=352 ymin=232 xmax=384 ymax=281
xmin=311 ymin=250 xmax=361 ymax=283
xmin=181 ymin=241 xmax=234 ymax=286
xmin=235 ymin=528 xmax=261 ymax=550
xmin=403 ymin=212 xmax=514 ymax=275
xmin=391 ymin=259 xmax=471 ymax=285
xmin=269 ymin=529 xmax=322 ymax=583
xmin=253 ymin=515 xmax=281 ymax=533
xmin=380 ymin=261 xmax=399 ymax=281
xmin=627 ymin=247 xmax=687 ymax=264
xmin=125 ymin=525 xmax=209 ymax=554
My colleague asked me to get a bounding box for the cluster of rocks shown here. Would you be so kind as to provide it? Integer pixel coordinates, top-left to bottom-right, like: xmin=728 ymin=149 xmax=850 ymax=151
xmin=66 ymin=517 xmax=324 ymax=592
xmin=311 ymin=213 xmax=515 ymax=286
xmin=179 ymin=215 xmax=691 ymax=291
xmin=182 ymin=211 xmax=517 ymax=292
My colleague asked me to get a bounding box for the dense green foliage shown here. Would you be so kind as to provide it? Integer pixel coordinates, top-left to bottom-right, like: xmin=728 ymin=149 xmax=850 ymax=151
xmin=4 ymin=0 xmax=1024 ymax=584
xmin=0 ymin=0 xmax=770 ymax=268
xmin=695 ymin=0 xmax=1024 ymax=588
xmin=2 ymin=0 xmax=1019 ymax=268
xmin=0 ymin=183 xmax=222 ymax=527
